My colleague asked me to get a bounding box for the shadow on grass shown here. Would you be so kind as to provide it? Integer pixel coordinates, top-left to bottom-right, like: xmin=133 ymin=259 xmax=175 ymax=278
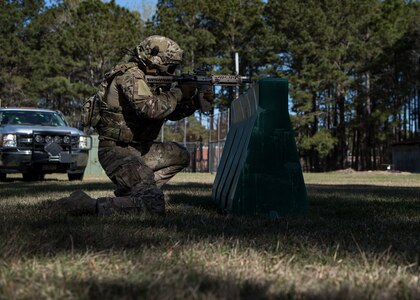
xmin=162 ymin=182 xmax=217 ymax=210
xmin=0 ymin=181 xmax=115 ymax=198
xmin=67 ymin=270 xmax=274 ymax=300
xmin=0 ymin=181 xmax=419 ymax=263
xmin=57 ymin=267 xmax=374 ymax=300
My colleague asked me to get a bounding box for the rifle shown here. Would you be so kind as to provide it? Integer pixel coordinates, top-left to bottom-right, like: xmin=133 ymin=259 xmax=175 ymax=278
xmin=145 ymin=72 xmax=251 ymax=113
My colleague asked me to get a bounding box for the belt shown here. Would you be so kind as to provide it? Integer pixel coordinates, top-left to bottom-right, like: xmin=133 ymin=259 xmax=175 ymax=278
xmin=99 ymin=139 xmax=152 ymax=149
xmin=99 ymin=140 xmax=128 ymax=148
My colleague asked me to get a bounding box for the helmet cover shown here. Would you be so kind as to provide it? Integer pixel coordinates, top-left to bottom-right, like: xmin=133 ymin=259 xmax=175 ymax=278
xmin=136 ymin=35 xmax=183 ymax=73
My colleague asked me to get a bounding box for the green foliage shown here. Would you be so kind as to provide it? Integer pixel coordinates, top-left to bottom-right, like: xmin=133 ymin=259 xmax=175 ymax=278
xmin=300 ymin=129 xmax=338 ymax=158
xmin=151 ymin=0 xmax=272 ymax=108
xmin=149 ymin=0 xmax=216 ymax=72
xmin=266 ymin=0 xmax=420 ymax=170
xmin=1 ymin=0 xmax=143 ymax=112
xmin=0 ymin=0 xmax=44 ymax=105
xmin=162 ymin=114 xmax=208 ymax=143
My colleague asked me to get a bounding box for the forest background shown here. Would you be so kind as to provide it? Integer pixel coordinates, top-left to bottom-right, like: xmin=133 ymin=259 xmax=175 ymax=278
xmin=1 ymin=0 xmax=419 ymax=171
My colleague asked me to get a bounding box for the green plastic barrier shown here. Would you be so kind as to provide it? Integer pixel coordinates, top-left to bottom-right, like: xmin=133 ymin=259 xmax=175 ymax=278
xmin=212 ymin=78 xmax=308 ymax=217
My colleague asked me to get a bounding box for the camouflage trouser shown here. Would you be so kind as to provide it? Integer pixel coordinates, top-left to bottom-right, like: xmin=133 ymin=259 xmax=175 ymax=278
xmin=98 ymin=140 xmax=190 ymax=214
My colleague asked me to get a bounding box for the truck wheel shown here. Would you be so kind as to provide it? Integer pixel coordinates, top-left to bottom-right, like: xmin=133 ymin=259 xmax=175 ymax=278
xmin=0 ymin=173 xmax=6 ymax=182
xmin=68 ymin=172 xmax=84 ymax=181
xmin=22 ymin=173 xmax=45 ymax=181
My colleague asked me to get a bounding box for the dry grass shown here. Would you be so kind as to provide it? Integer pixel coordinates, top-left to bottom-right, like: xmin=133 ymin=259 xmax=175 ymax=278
xmin=0 ymin=171 xmax=419 ymax=299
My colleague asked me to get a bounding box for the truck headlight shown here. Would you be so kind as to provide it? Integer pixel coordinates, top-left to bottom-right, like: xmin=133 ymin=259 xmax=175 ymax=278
xmin=34 ymin=134 xmax=44 ymax=143
xmin=78 ymin=136 xmax=92 ymax=150
xmin=0 ymin=134 xmax=17 ymax=147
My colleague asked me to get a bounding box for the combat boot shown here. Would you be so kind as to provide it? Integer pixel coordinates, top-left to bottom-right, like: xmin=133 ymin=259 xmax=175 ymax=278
xmin=114 ymin=186 xmax=131 ymax=197
xmin=51 ymin=190 xmax=97 ymax=215
xmin=96 ymin=196 xmax=140 ymax=216
xmin=132 ymin=185 xmax=165 ymax=215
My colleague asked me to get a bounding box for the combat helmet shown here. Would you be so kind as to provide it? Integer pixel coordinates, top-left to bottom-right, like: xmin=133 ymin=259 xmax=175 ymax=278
xmin=135 ymin=35 xmax=183 ymax=74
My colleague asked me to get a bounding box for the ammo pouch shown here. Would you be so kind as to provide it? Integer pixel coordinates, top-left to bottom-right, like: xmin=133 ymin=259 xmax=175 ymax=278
xmin=97 ymin=111 xmax=134 ymax=143
xmin=118 ymin=124 xmax=134 ymax=143
xmin=98 ymin=125 xmax=133 ymax=144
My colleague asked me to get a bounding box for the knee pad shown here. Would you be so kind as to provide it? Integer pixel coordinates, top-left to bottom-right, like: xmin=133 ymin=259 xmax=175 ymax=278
xmin=170 ymin=142 xmax=190 ymax=167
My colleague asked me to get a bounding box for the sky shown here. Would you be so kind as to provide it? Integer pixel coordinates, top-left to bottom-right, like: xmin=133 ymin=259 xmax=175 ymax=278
xmin=109 ymin=0 xmax=158 ymax=20
xmin=45 ymin=1 xmax=158 ymax=20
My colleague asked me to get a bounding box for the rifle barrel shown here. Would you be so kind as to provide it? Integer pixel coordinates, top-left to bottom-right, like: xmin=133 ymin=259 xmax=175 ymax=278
xmin=211 ymin=75 xmax=251 ymax=86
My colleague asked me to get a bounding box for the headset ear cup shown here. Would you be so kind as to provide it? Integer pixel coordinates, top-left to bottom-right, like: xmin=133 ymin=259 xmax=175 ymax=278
xmin=151 ymin=46 xmax=159 ymax=56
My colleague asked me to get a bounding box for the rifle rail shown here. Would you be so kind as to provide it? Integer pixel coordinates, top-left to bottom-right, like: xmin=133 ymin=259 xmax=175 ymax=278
xmin=145 ymin=74 xmax=251 ymax=87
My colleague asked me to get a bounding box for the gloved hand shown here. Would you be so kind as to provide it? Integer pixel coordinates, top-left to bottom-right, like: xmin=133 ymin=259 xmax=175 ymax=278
xmin=169 ymin=82 xmax=183 ymax=102
xmin=202 ymin=90 xmax=214 ymax=103
xmin=178 ymin=83 xmax=198 ymax=100
xmin=170 ymin=81 xmax=178 ymax=89
xmin=197 ymin=90 xmax=214 ymax=113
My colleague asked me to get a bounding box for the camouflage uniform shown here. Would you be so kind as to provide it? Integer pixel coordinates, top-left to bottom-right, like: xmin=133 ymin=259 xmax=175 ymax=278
xmin=95 ymin=36 xmax=196 ymax=215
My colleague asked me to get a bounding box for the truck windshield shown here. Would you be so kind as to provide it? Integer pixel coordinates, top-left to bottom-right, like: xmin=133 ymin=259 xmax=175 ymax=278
xmin=0 ymin=111 xmax=68 ymax=127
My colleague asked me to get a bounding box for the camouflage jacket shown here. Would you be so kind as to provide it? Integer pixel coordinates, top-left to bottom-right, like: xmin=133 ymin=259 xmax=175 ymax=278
xmin=96 ymin=62 xmax=196 ymax=144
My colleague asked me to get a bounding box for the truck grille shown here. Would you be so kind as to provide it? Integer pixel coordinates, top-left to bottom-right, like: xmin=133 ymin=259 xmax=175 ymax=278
xmin=17 ymin=132 xmax=79 ymax=151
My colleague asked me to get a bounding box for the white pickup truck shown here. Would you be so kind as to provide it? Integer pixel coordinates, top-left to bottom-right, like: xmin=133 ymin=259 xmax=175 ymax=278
xmin=0 ymin=108 xmax=91 ymax=181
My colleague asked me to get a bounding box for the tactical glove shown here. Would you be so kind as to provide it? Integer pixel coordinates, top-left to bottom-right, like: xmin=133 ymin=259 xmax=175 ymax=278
xmin=169 ymin=81 xmax=183 ymax=102
xmin=169 ymin=86 xmax=183 ymax=102
xmin=202 ymin=90 xmax=214 ymax=103
xmin=178 ymin=83 xmax=198 ymax=100
xmin=198 ymin=90 xmax=214 ymax=113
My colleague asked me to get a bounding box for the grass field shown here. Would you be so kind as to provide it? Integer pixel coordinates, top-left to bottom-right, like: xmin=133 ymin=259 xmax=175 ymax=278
xmin=0 ymin=171 xmax=419 ymax=299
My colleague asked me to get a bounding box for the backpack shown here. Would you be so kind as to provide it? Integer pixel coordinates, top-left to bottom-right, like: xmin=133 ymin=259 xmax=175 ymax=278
xmin=81 ymin=63 xmax=137 ymax=134
xmin=81 ymin=82 xmax=106 ymax=134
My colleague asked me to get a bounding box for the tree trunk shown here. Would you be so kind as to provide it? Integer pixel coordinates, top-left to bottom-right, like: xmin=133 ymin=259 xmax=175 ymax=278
xmin=337 ymin=91 xmax=346 ymax=169
xmin=311 ymin=93 xmax=319 ymax=171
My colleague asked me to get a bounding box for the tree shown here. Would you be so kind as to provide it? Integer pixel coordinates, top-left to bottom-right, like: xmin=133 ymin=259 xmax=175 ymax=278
xmin=24 ymin=0 xmax=144 ymax=119
xmin=265 ymin=0 xmax=418 ymax=171
xmin=162 ymin=114 xmax=208 ymax=144
xmin=350 ymin=0 xmax=410 ymax=169
xmin=205 ymin=0 xmax=274 ymax=107
xmin=266 ymin=0 xmax=357 ymax=170
xmin=149 ymin=0 xmax=216 ymax=72
xmin=0 ymin=0 xmax=45 ymax=107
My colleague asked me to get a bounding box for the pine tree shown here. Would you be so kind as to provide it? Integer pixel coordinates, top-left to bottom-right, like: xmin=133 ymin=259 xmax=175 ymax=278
xmin=149 ymin=0 xmax=216 ymax=72
xmin=23 ymin=0 xmax=144 ymax=120
xmin=0 ymin=0 xmax=44 ymax=107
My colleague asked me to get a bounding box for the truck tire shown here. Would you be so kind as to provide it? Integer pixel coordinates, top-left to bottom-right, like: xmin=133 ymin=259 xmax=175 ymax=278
xmin=68 ymin=172 xmax=84 ymax=181
xmin=22 ymin=172 xmax=45 ymax=181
